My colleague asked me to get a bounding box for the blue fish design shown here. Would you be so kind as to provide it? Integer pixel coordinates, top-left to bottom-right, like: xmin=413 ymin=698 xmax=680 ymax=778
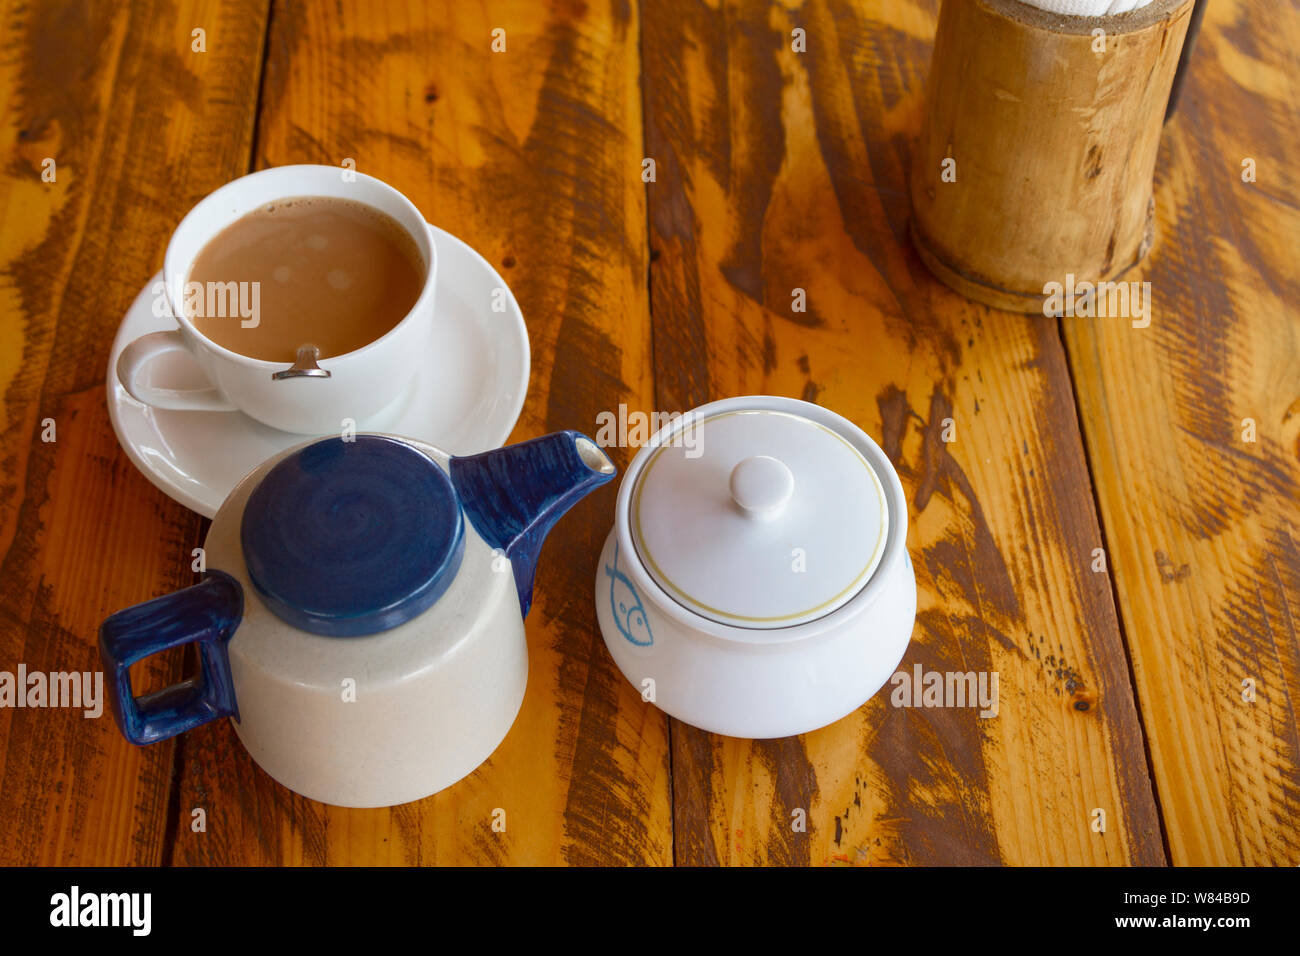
xmin=606 ymin=542 xmax=653 ymax=646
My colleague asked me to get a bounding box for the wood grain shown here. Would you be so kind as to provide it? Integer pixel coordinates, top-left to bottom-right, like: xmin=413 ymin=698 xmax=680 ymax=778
xmin=642 ymin=0 xmax=1164 ymax=865
xmin=0 ymin=0 xmax=269 ymax=864
xmin=1 ymin=0 xmax=1294 ymax=867
xmin=169 ymin=0 xmax=671 ymax=865
xmin=1061 ymin=0 xmax=1300 ymax=865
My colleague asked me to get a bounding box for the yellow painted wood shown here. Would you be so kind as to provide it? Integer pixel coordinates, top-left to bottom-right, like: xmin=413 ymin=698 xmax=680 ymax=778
xmin=0 ymin=0 xmax=269 ymax=865
xmin=1061 ymin=0 xmax=1300 ymax=866
xmin=169 ymin=0 xmax=671 ymax=865
xmin=2 ymin=0 xmax=1293 ymax=867
xmin=642 ymin=0 xmax=1163 ymax=865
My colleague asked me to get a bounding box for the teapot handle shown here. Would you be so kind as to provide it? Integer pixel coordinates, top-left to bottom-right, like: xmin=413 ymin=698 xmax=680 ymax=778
xmin=99 ymin=570 xmax=244 ymax=745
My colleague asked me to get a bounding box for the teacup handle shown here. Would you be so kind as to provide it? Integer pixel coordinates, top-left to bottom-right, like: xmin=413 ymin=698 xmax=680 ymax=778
xmin=99 ymin=570 xmax=244 ymax=745
xmin=116 ymin=330 xmax=238 ymax=411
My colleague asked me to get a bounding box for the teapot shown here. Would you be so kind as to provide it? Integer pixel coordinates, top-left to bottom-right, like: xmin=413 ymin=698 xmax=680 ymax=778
xmin=100 ymin=430 xmax=615 ymax=807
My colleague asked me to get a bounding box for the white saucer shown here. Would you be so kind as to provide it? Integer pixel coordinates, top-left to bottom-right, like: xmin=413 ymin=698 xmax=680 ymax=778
xmin=106 ymin=224 xmax=530 ymax=518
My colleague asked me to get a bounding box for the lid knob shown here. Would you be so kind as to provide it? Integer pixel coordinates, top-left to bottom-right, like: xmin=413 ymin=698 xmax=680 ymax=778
xmin=729 ymin=455 xmax=794 ymax=519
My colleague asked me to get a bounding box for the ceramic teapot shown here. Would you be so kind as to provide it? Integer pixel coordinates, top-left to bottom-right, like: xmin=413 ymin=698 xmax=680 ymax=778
xmin=595 ymin=396 xmax=916 ymax=738
xmin=100 ymin=430 xmax=615 ymax=807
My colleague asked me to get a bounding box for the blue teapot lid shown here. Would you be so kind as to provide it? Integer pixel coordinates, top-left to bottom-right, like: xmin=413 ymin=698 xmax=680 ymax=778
xmin=240 ymin=436 xmax=464 ymax=636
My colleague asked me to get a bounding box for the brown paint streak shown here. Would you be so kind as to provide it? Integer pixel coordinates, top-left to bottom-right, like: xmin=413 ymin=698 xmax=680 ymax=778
xmin=753 ymin=736 xmax=818 ymax=865
xmin=907 ymin=386 xmax=1023 ymax=623
xmin=0 ymin=0 xmax=268 ymax=865
xmin=1144 ymin=123 xmax=1300 ymax=539
xmin=873 ymin=613 xmax=1002 ymax=865
xmin=643 ymin=1 xmax=717 ymax=410
xmin=469 ymin=11 xmax=661 ymax=865
xmin=871 ymin=386 xmax=1009 ymax=862
xmin=670 ymin=724 xmax=721 ymax=865
xmin=716 ymin=11 xmax=785 ymax=307
xmin=803 ymin=2 xmax=962 ymax=367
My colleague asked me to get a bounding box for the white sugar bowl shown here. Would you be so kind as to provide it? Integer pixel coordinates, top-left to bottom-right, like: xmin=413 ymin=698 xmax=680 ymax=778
xmin=594 ymin=396 xmax=916 ymax=738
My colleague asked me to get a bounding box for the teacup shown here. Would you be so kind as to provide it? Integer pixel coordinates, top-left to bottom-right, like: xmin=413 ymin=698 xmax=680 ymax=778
xmin=116 ymin=164 xmax=438 ymax=434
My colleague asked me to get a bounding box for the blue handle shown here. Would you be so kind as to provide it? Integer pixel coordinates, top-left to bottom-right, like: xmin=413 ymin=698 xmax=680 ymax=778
xmin=99 ymin=570 xmax=244 ymax=745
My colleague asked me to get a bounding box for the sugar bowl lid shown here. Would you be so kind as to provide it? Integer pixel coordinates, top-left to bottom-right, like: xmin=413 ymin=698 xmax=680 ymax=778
xmin=240 ymin=436 xmax=465 ymax=636
xmin=626 ymin=400 xmax=889 ymax=629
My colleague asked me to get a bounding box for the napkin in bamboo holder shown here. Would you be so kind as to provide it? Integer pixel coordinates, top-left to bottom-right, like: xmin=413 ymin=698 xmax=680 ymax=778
xmin=909 ymin=0 xmax=1196 ymax=314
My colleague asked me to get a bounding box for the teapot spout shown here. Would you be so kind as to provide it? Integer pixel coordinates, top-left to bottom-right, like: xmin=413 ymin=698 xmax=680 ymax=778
xmin=450 ymin=431 xmax=616 ymax=617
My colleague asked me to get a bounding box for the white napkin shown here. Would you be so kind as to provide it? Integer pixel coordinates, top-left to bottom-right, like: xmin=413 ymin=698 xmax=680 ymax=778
xmin=1016 ymin=0 xmax=1155 ymax=14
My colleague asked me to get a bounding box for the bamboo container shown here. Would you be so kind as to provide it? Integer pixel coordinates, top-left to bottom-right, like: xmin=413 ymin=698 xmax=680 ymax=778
xmin=909 ymin=0 xmax=1196 ymax=313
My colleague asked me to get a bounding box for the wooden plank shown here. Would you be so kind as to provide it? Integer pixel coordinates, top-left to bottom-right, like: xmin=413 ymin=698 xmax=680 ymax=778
xmin=171 ymin=0 xmax=670 ymax=865
xmin=1061 ymin=0 xmax=1300 ymax=865
xmin=642 ymin=0 xmax=1164 ymax=865
xmin=0 ymin=0 xmax=269 ymax=864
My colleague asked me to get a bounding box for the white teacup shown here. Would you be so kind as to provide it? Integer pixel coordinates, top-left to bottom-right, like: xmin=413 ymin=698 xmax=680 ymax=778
xmin=117 ymin=165 xmax=438 ymax=435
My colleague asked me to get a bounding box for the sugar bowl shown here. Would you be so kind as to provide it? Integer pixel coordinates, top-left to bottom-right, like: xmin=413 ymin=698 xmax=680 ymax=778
xmin=595 ymin=396 xmax=915 ymax=738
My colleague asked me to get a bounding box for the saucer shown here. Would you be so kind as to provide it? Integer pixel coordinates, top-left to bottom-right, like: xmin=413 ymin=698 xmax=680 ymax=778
xmin=106 ymin=224 xmax=530 ymax=518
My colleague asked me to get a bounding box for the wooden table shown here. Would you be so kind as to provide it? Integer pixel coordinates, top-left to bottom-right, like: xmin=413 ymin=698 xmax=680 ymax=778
xmin=0 ymin=0 xmax=1295 ymax=866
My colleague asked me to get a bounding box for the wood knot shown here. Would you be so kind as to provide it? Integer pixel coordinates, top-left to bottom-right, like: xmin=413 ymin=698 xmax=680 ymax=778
xmin=1283 ymin=396 xmax=1300 ymax=463
xmin=1071 ymin=688 xmax=1097 ymax=713
xmin=1085 ymin=144 xmax=1103 ymax=179
xmin=1154 ymin=549 xmax=1190 ymax=583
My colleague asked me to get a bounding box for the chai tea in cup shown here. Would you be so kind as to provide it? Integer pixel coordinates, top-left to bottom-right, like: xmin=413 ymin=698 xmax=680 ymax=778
xmin=186 ymin=196 xmax=425 ymax=362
